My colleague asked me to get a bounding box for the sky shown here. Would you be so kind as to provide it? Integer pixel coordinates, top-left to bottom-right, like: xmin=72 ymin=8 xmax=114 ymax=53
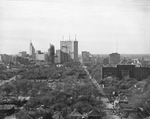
xmin=0 ymin=0 xmax=150 ymax=54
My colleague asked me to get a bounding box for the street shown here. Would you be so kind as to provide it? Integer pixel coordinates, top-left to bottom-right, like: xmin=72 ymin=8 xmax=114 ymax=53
xmin=82 ymin=65 xmax=121 ymax=119
xmin=0 ymin=75 xmax=17 ymax=86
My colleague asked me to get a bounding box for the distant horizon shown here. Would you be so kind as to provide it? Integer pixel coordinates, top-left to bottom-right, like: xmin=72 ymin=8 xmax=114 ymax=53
xmin=1 ymin=0 xmax=150 ymax=54
xmin=93 ymin=53 xmax=150 ymax=55
xmin=1 ymin=52 xmax=150 ymax=56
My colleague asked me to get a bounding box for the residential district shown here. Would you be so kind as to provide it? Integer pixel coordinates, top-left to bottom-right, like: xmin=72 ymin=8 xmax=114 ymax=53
xmin=0 ymin=38 xmax=150 ymax=119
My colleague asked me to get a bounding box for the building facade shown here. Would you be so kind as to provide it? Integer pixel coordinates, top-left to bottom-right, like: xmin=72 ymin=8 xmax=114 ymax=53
xmin=36 ymin=50 xmax=46 ymax=61
xmin=109 ymin=53 xmax=120 ymax=65
xmin=18 ymin=51 xmax=27 ymax=57
xmin=102 ymin=65 xmax=150 ymax=80
xmin=29 ymin=41 xmax=35 ymax=60
xmin=12 ymin=56 xmax=30 ymax=65
xmin=73 ymin=40 xmax=78 ymax=62
xmin=48 ymin=44 xmax=55 ymax=64
xmin=60 ymin=40 xmax=78 ymax=62
xmin=55 ymin=50 xmax=70 ymax=64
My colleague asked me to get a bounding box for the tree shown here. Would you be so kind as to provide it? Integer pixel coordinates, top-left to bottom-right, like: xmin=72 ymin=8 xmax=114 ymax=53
xmin=1 ymin=83 xmax=15 ymax=96
xmin=16 ymin=109 xmax=30 ymax=119
xmin=13 ymin=79 xmax=32 ymax=96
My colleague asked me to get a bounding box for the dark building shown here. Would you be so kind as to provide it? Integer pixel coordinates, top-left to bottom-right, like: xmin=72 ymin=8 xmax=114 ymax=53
xmin=102 ymin=67 xmax=117 ymax=78
xmin=12 ymin=56 xmax=30 ymax=65
xmin=117 ymin=65 xmax=135 ymax=79
xmin=134 ymin=67 xmax=150 ymax=80
xmin=102 ymin=65 xmax=150 ymax=80
xmin=48 ymin=44 xmax=55 ymax=64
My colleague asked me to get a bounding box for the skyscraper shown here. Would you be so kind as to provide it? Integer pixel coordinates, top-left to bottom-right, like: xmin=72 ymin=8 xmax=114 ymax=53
xmin=29 ymin=41 xmax=35 ymax=60
xmin=73 ymin=40 xmax=78 ymax=62
xmin=48 ymin=44 xmax=55 ymax=64
xmin=55 ymin=50 xmax=69 ymax=64
xmin=60 ymin=37 xmax=78 ymax=62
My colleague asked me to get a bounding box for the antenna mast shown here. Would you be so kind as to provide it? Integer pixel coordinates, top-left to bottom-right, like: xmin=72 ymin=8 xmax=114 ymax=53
xmin=75 ymin=34 xmax=77 ymax=41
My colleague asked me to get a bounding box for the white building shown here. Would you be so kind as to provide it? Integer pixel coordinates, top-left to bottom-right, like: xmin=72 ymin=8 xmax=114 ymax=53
xmin=36 ymin=50 xmax=47 ymax=61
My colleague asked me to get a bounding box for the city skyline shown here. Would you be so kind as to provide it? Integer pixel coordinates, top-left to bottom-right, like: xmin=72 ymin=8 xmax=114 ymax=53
xmin=0 ymin=0 xmax=150 ymax=54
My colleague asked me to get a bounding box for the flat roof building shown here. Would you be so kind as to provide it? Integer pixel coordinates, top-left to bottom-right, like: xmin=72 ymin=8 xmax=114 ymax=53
xmin=18 ymin=51 xmax=27 ymax=57
xmin=55 ymin=50 xmax=70 ymax=64
xmin=36 ymin=50 xmax=47 ymax=61
xmin=109 ymin=53 xmax=120 ymax=65
xmin=60 ymin=39 xmax=78 ymax=62
xmin=48 ymin=44 xmax=55 ymax=64
xmin=102 ymin=65 xmax=150 ymax=80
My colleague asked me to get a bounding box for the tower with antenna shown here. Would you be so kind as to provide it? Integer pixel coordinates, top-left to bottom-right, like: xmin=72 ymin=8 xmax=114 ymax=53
xmin=74 ymin=34 xmax=78 ymax=61
xmin=75 ymin=34 xmax=77 ymax=41
xmin=60 ymin=34 xmax=78 ymax=62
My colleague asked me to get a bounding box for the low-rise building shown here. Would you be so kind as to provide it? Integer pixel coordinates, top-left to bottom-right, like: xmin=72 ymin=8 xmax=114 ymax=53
xmin=102 ymin=65 xmax=150 ymax=80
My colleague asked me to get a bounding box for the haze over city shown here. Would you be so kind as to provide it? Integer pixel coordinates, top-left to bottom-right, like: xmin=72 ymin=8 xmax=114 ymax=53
xmin=0 ymin=0 xmax=150 ymax=54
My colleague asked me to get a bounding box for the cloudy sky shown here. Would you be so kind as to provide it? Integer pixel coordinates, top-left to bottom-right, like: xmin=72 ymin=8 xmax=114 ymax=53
xmin=0 ymin=0 xmax=150 ymax=54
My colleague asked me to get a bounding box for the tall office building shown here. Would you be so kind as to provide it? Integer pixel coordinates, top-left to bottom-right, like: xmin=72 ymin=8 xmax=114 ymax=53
xmin=74 ymin=40 xmax=78 ymax=62
xmin=109 ymin=53 xmax=120 ymax=64
xmin=48 ymin=44 xmax=55 ymax=64
xmin=29 ymin=41 xmax=35 ymax=60
xmin=55 ymin=50 xmax=69 ymax=64
xmin=60 ymin=38 xmax=78 ymax=62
